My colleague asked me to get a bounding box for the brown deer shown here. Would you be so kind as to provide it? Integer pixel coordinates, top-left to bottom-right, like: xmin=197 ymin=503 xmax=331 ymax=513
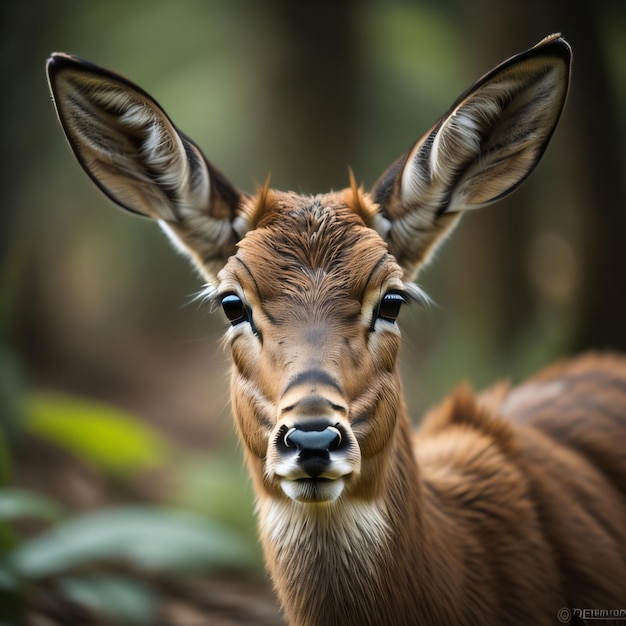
xmin=46 ymin=34 xmax=626 ymax=626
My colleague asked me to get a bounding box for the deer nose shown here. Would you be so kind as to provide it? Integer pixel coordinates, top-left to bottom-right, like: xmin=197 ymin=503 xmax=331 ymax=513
xmin=280 ymin=422 xmax=344 ymax=478
xmin=284 ymin=424 xmax=343 ymax=451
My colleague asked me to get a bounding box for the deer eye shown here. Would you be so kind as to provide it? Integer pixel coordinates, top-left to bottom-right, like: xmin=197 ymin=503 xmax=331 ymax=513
xmin=375 ymin=291 xmax=407 ymax=324
xmin=221 ymin=294 xmax=250 ymax=326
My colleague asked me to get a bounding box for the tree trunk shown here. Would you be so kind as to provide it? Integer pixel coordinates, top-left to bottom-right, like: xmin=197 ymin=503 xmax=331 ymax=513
xmin=264 ymin=0 xmax=360 ymax=192
xmin=454 ymin=0 xmax=626 ymax=352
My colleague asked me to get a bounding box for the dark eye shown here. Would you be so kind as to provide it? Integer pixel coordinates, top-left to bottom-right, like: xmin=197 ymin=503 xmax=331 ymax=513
xmin=375 ymin=291 xmax=407 ymax=324
xmin=221 ymin=294 xmax=250 ymax=326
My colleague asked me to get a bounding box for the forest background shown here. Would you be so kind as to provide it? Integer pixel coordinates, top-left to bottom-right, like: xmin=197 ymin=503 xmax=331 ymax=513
xmin=1 ymin=1 xmax=624 ymax=623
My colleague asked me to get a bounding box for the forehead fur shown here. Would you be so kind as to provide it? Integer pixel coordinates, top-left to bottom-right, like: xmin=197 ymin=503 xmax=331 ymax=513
xmin=234 ymin=190 xmax=398 ymax=302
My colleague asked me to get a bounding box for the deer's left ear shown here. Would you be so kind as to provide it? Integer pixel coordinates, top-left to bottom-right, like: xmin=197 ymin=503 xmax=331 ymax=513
xmin=372 ymin=34 xmax=572 ymax=282
xmin=47 ymin=52 xmax=246 ymax=281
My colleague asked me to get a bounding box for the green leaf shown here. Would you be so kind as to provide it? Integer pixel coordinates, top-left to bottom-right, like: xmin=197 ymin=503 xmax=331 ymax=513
xmin=57 ymin=574 xmax=157 ymax=626
xmin=24 ymin=393 xmax=171 ymax=475
xmin=9 ymin=506 xmax=257 ymax=579
xmin=0 ymin=488 xmax=66 ymax=523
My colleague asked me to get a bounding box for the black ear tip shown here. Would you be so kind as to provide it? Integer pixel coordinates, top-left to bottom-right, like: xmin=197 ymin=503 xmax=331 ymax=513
xmin=46 ymin=52 xmax=78 ymax=81
xmin=47 ymin=52 xmax=71 ymax=68
xmin=46 ymin=52 xmax=100 ymax=80
xmin=46 ymin=53 xmax=61 ymax=78
xmin=535 ymin=33 xmax=572 ymax=66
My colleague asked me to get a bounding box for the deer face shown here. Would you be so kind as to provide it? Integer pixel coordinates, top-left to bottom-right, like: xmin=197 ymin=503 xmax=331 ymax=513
xmin=214 ymin=190 xmax=414 ymax=503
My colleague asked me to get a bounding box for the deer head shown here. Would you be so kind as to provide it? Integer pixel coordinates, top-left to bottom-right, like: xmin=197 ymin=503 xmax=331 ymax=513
xmin=46 ymin=34 xmax=571 ymax=509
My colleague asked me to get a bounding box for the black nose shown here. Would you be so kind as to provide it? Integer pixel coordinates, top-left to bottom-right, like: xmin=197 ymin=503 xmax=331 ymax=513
xmin=284 ymin=425 xmax=342 ymax=451
xmin=281 ymin=423 xmax=343 ymax=478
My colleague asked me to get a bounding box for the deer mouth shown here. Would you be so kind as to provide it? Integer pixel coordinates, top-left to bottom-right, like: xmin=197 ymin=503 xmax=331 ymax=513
xmin=280 ymin=476 xmax=346 ymax=503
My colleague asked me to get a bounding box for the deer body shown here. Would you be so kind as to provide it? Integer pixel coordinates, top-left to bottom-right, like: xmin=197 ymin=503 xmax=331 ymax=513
xmin=47 ymin=34 xmax=626 ymax=625
xmin=257 ymin=355 xmax=626 ymax=626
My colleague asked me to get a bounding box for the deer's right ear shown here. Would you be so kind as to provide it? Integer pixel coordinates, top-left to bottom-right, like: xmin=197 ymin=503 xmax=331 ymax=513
xmin=372 ymin=34 xmax=571 ymax=283
xmin=47 ymin=52 xmax=246 ymax=281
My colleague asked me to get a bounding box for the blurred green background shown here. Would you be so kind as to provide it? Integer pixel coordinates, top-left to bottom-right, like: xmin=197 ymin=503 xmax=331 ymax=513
xmin=1 ymin=0 xmax=625 ymax=623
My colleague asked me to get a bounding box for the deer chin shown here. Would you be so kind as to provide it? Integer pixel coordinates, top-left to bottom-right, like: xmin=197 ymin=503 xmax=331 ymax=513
xmin=280 ymin=477 xmax=346 ymax=503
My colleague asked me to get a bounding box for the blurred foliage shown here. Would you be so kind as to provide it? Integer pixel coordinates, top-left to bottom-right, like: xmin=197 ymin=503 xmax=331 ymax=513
xmin=0 ymin=493 xmax=260 ymax=623
xmin=24 ymin=393 xmax=172 ymax=476
xmin=0 ymin=393 xmax=262 ymax=624
xmin=0 ymin=488 xmax=66 ymax=524
xmin=8 ymin=507 xmax=257 ymax=579
xmin=56 ymin=575 xmax=158 ymax=626
xmin=0 ymin=0 xmax=625 ymax=623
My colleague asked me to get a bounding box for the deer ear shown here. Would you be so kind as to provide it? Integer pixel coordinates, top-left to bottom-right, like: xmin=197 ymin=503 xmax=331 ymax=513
xmin=372 ymin=34 xmax=572 ymax=281
xmin=47 ymin=52 xmax=246 ymax=281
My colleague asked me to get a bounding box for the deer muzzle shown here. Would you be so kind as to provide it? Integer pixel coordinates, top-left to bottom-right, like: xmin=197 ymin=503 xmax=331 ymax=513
xmin=269 ymin=388 xmax=361 ymax=502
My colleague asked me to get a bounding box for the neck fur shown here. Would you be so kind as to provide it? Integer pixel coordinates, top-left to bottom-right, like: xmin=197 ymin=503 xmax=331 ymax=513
xmin=255 ymin=415 xmax=459 ymax=626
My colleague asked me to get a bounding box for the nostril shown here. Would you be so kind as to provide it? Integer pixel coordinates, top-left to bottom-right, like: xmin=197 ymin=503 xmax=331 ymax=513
xmin=283 ymin=427 xmax=297 ymax=449
xmin=327 ymin=426 xmax=342 ymax=450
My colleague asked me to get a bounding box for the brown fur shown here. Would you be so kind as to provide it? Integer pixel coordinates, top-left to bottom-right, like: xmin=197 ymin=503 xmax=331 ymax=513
xmin=254 ymin=354 xmax=626 ymax=626
xmin=342 ymin=169 xmax=380 ymax=229
xmin=414 ymin=363 xmax=626 ymax=623
xmin=240 ymin=175 xmax=275 ymax=231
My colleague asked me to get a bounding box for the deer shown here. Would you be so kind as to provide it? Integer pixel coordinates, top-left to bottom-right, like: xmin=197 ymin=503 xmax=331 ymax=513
xmin=46 ymin=34 xmax=626 ymax=626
